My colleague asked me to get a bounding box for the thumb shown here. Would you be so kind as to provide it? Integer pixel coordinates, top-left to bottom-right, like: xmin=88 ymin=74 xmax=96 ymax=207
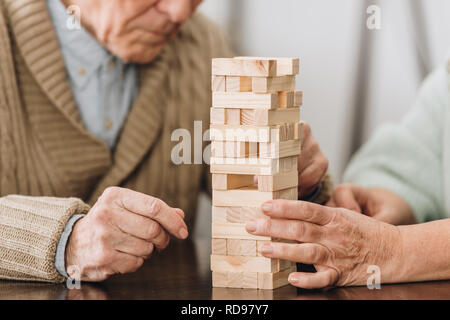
xmin=333 ymin=185 xmax=362 ymax=213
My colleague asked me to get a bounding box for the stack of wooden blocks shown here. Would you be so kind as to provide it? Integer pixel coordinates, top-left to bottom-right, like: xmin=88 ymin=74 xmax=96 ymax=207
xmin=209 ymin=57 xmax=303 ymax=289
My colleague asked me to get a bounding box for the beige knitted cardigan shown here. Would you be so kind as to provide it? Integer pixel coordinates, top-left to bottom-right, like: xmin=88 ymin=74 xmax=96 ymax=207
xmin=0 ymin=0 xmax=234 ymax=283
xmin=0 ymin=0 xmax=332 ymax=283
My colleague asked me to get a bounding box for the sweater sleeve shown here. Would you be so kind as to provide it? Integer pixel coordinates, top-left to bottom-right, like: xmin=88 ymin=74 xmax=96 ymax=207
xmin=0 ymin=195 xmax=90 ymax=283
xmin=343 ymin=66 xmax=449 ymax=223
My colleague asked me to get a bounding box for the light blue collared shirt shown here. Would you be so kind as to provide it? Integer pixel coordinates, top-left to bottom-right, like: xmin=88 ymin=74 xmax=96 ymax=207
xmin=47 ymin=0 xmax=139 ymax=277
xmin=47 ymin=0 xmax=138 ymax=148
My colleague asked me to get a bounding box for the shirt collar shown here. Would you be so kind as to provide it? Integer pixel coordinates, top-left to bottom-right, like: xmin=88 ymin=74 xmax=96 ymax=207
xmin=46 ymin=0 xmax=112 ymax=88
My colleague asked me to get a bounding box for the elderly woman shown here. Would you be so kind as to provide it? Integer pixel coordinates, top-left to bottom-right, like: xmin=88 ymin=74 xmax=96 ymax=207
xmin=246 ymin=60 xmax=450 ymax=289
xmin=0 ymin=0 xmax=330 ymax=283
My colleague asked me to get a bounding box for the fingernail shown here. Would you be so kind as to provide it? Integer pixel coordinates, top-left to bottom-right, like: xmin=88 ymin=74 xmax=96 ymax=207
xmin=262 ymin=202 xmax=273 ymax=212
xmin=176 ymin=208 xmax=185 ymax=217
xmin=288 ymin=274 xmax=299 ymax=283
xmin=179 ymin=228 xmax=188 ymax=239
xmin=260 ymin=244 xmax=273 ymax=254
xmin=246 ymin=220 xmax=257 ymax=232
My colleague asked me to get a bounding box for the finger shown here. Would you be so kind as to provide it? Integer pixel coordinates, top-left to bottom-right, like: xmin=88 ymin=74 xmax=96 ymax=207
xmin=113 ymin=235 xmax=155 ymax=258
xmin=288 ymin=269 xmax=339 ymax=289
xmin=246 ymin=218 xmax=323 ymax=243
xmin=299 ymin=121 xmax=311 ymax=149
xmin=108 ymin=188 xmax=188 ymax=239
xmin=111 ymin=252 xmax=145 ymax=275
xmin=298 ymin=158 xmax=327 ymax=196
xmin=174 ymin=208 xmax=185 ymax=219
xmin=326 ymin=199 xmax=336 ymax=207
xmin=261 ymin=200 xmax=334 ymax=225
xmin=112 ymin=208 xmax=170 ymax=250
xmin=333 ymin=185 xmax=362 ymax=213
xmin=259 ymin=242 xmax=329 ymax=265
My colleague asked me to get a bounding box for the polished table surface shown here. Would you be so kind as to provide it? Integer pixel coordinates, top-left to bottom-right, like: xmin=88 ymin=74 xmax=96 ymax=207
xmin=1 ymin=238 xmax=449 ymax=300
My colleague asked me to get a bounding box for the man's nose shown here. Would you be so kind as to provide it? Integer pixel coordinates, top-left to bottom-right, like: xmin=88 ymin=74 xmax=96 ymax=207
xmin=157 ymin=0 xmax=193 ymax=24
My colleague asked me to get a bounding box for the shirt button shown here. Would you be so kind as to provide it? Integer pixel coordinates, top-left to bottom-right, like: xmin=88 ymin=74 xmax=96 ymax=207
xmin=78 ymin=67 xmax=86 ymax=76
xmin=108 ymin=58 xmax=116 ymax=69
xmin=104 ymin=118 xmax=113 ymax=130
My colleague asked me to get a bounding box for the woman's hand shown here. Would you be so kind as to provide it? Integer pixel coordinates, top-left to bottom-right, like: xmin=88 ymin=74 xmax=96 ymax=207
xmin=327 ymin=184 xmax=416 ymax=225
xmin=297 ymin=121 xmax=328 ymax=199
xmin=245 ymin=200 xmax=403 ymax=289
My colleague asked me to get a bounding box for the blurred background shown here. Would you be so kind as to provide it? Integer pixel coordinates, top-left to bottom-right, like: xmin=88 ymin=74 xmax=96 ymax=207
xmin=194 ymin=0 xmax=450 ymax=238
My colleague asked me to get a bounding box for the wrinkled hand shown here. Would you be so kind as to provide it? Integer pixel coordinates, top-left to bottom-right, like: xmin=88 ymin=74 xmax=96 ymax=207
xmin=245 ymin=200 xmax=402 ymax=289
xmin=66 ymin=187 xmax=188 ymax=282
xmin=327 ymin=184 xmax=416 ymax=225
xmin=297 ymin=121 xmax=328 ymax=199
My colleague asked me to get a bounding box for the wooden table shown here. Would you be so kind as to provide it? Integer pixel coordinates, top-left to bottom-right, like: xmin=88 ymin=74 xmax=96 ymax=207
xmin=1 ymin=239 xmax=449 ymax=300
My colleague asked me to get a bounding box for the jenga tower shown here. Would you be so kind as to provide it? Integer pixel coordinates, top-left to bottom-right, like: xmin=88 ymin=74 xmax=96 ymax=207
xmin=209 ymin=57 xmax=303 ymax=289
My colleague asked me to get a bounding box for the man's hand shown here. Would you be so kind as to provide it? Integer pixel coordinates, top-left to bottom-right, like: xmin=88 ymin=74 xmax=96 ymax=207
xmin=65 ymin=187 xmax=188 ymax=282
xmin=297 ymin=121 xmax=328 ymax=198
xmin=327 ymin=184 xmax=416 ymax=225
xmin=245 ymin=200 xmax=403 ymax=289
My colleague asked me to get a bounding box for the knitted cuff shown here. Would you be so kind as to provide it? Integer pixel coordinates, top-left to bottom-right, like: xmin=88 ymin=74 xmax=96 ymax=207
xmin=0 ymin=195 xmax=90 ymax=283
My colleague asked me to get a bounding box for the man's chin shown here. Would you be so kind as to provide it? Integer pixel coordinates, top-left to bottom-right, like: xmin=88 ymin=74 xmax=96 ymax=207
xmin=118 ymin=44 xmax=165 ymax=65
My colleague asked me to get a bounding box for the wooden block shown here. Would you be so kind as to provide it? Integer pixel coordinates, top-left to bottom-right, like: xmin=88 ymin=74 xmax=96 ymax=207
xmin=212 ymin=222 xmax=271 ymax=241
xmin=212 ymin=271 xmax=258 ymax=289
xmin=294 ymin=91 xmax=303 ymax=106
xmin=210 ymin=124 xmax=289 ymax=143
xmin=212 ymin=174 xmax=255 ymax=190
xmin=287 ymin=123 xmax=296 ymax=140
xmin=252 ymin=75 xmax=296 ymax=93
xmin=210 ymin=254 xmax=279 ymax=273
xmin=278 ymin=91 xmax=294 ymax=108
xmin=294 ymin=122 xmax=303 ymax=141
xmin=210 ymin=155 xmax=298 ymax=175
xmin=212 ymin=58 xmax=277 ymax=77
xmin=212 ymin=238 xmax=227 ymax=255
xmin=212 ymin=206 xmax=227 ymax=223
xmin=210 ymin=107 xmax=225 ymax=124
xmin=279 ymin=123 xmax=296 ymax=141
xmin=257 ymin=171 xmax=298 ymax=192
xmin=226 ymin=207 xmax=266 ymax=223
xmin=212 ymin=271 xmax=229 ymax=288
xmin=226 ymin=76 xmax=252 ymax=92
xmin=234 ymin=57 xmax=300 ymax=76
xmin=225 ymin=109 xmax=240 ymax=125
xmin=212 ymin=286 xmax=297 ymax=299
xmin=211 ymin=141 xmax=258 ymax=158
xmin=258 ymin=266 xmax=296 ymax=289
xmin=279 ymin=259 xmax=296 ymax=271
xmin=259 ymin=139 xmax=301 ymax=158
xmin=227 ymin=239 xmax=257 ymax=256
xmin=279 ymin=156 xmax=298 ymax=173
xmin=212 ymin=75 xmax=226 ymax=92
xmin=213 ymin=92 xmax=278 ymax=109
xmin=213 ymin=186 xmax=298 ymax=207
xmin=241 ymin=108 xmax=300 ymax=126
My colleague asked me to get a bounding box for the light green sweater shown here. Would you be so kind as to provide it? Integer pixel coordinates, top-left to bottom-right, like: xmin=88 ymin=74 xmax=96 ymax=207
xmin=344 ymin=59 xmax=450 ymax=223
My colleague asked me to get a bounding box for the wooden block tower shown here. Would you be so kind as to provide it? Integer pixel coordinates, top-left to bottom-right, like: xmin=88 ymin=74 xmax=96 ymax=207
xmin=209 ymin=57 xmax=303 ymax=289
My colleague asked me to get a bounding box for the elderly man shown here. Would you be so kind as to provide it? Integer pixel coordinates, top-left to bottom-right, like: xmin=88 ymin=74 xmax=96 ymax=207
xmin=0 ymin=0 xmax=330 ymax=283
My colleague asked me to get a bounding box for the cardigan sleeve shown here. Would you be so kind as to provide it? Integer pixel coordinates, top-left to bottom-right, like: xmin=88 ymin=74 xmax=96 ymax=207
xmin=343 ymin=66 xmax=449 ymax=223
xmin=0 ymin=195 xmax=90 ymax=283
